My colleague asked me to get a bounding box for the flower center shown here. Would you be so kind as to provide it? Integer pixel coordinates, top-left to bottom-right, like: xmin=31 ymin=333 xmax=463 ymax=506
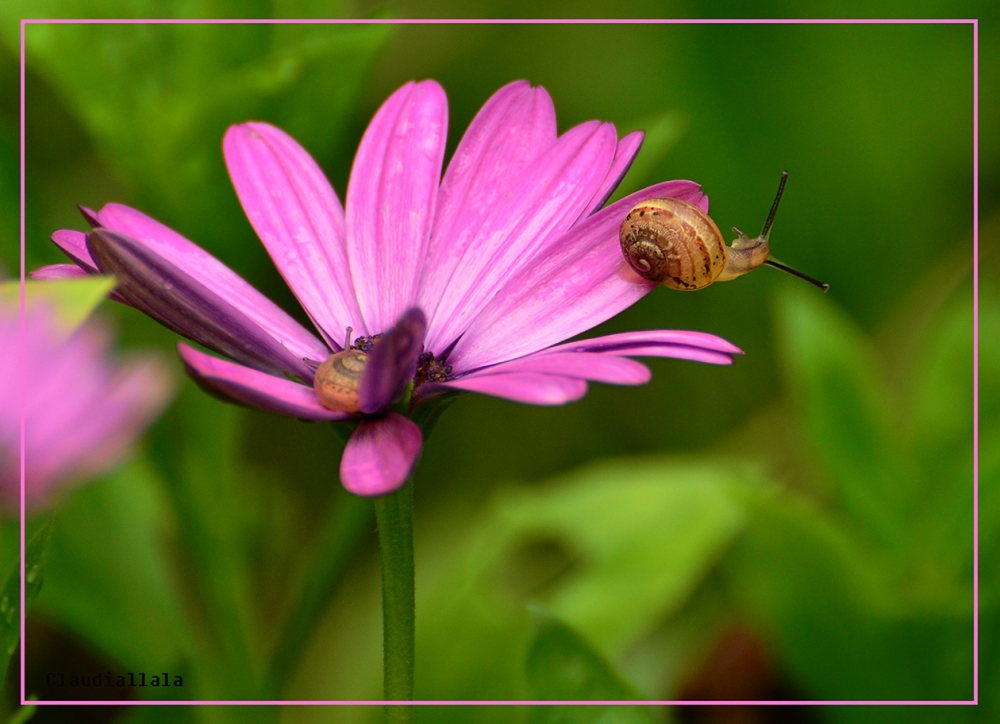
xmin=351 ymin=333 xmax=383 ymax=352
xmin=414 ymin=351 xmax=453 ymax=386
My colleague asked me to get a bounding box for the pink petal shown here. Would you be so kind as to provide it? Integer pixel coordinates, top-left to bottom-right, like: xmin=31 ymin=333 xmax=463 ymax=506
xmin=359 ymin=307 xmax=426 ymax=415
xmin=51 ymin=229 xmax=99 ymax=272
xmin=584 ymin=129 xmax=645 ymax=215
xmin=425 ymin=121 xmax=619 ymax=353
xmin=89 ymin=229 xmax=315 ymax=380
xmin=346 ymin=81 xmax=448 ymax=334
xmin=25 ymin=355 xmax=173 ymax=507
xmin=30 ymin=264 xmax=89 ymax=280
xmin=475 ymin=351 xmax=651 ymax=385
xmin=340 ymin=413 xmax=423 ymax=497
xmin=3 ymin=308 xmax=172 ymax=508
xmin=417 ymin=81 xmax=556 ymax=327
xmin=448 ymin=180 xmax=709 ymax=371
xmin=546 ymin=329 xmax=743 ymax=357
xmin=178 ymin=343 xmax=349 ymax=421
xmin=224 ymin=122 xmax=364 ymax=345
xmin=78 ymin=205 xmax=101 ymax=227
xmin=607 ymin=346 xmax=736 ymax=365
xmin=427 ymin=372 xmax=588 ymax=405
xmin=96 ymin=203 xmax=330 ymax=364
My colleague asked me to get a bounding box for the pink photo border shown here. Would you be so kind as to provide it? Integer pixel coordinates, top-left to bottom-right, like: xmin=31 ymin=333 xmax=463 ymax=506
xmin=18 ymin=16 xmax=979 ymax=709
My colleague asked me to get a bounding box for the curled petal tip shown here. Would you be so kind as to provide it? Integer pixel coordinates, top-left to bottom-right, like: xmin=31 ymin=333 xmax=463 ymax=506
xmin=78 ymin=205 xmax=101 ymax=228
xmin=359 ymin=307 xmax=428 ymax=415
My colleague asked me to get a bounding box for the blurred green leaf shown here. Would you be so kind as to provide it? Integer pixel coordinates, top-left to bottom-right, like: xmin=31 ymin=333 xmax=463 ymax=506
xmin=912 ymin=286 xmax=974 ymax=472
xmin=5 ymin=697 xmax=37 ymax=724
xmin=0 ymin=277 xmax=116 ymax=336
xmin=721 ymin=483 xmax=972 ymax=705
xmin=145 ymin=382 xmax=263 ymax=702
xmin=525 ymin=613 xmax=656 ymax=724
xmin=6 ymin=6 xmax=391 ymax=263
xmin=776 ymin=285 xmax=913 ymax=549
xmin=715 ymin=267 xmax=976 ymax=708
xmin=496 ymin=460 xmax=746 ymax=654
xmin=906 ymin=285 xmax=976 ymax=594
xmin=0 ymin=114 xmax=16 ymax=276
xmin=116 ymin=701 xmax=196 ymax=724
xmin=416 ymin=458 xmax=750 ymax=707
xmin=720 ymin=488 xmax=893 ymax=697
xmin=978 ymin=285 xmax=1000 ymax=604
xmin=34 ymin=456 xmax=190 ymax=679
xmin=0 ymin=518 xmax=52 ymax=689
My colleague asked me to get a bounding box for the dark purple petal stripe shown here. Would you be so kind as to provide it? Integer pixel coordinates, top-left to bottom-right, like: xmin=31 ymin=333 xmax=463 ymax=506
xmin=89 ymin=229 xmax=315 ymax=381
xmin=545 ymin=330 xmax=743 ymax=357
xmin=358 ymin=307 xmax=427 ymax=414
xmin=425 ymin=372 xmax=588 ymax=406
xmin=96 ymin=203 xmax=330 ymax=364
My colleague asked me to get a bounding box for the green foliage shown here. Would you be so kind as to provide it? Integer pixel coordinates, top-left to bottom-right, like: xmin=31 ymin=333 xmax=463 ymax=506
xmin=144 ymin=383 xmax=263 ymax=703
xmin=4 ymin=697 xmax=37 ymax=724
xmin=0 ymin=519 xmax=52 ymax=689
xmin=608 ymin=111 xmax=687 ymax=204
xmin=525 ymin=613 xmax=656 ymax=724
xmin=2 ymin=9 xmax=978 ymax=722
xmin=493 ymin=462 xmax=747 ymax=654
xmin=3 ymin=4 xmax=391 ymax=270
xmin=776 ymin=286 xmax=913 ymax=548
xmin=33 ymin=457 xmax=189 ymax=679
xmin=415 ymin=459 xmax=753 ymax=717
xmin=0 ymin=277 xmax=117 ymax=333
xmin=0 ymin=122 xmax=15 ymax=275
xmin=716 ymin=284 xmax=976 ymax=712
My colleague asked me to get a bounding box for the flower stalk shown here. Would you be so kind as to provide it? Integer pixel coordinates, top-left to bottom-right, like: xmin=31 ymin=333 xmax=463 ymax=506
xmin=374 ymin=481 xmax=415 ymax=721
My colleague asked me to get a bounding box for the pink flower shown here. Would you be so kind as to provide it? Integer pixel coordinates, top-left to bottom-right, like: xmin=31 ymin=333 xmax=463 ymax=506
xmin=39 ymin=80 xmax=741 ymax=497
xmin=0 ymin=304 xmax=172 ymax=511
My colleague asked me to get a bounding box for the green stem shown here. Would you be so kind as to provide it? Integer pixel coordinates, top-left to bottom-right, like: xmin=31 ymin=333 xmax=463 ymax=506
xmin=263 ymin=493 xmax=372 ymax=698
xmin=374 ymin=482 xmax=415 ymax=723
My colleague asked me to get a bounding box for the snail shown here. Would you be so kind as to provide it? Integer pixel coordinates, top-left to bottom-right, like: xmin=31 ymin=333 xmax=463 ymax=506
xmin=619 ymin=172 xmax=828 ymax=292
xmin=313 ymin=328 xmax=369 ymax=413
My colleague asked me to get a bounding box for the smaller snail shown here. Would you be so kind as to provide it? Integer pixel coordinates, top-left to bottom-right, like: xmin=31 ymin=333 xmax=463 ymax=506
xmin=314 ymin=328 xmax=369 ymax=413
xmin=619 ymin=172 xmax=828 ymax=292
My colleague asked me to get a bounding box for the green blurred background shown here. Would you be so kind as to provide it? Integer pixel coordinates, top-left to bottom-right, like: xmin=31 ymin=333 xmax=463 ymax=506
xmin=0 ymin=2 xmax=991 ymax=723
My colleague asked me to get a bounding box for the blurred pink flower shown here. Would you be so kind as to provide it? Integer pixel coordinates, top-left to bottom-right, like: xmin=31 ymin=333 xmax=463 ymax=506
xmin=39 ymin=80 xmax=741 ymax=497
xmin=0 ymin=304 xmax=172 ymax=511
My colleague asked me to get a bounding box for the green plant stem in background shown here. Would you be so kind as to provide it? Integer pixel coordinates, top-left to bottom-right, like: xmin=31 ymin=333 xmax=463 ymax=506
xmin=263 ymin=493 xmax=372 ymax=698
xmin=374 ymin=481 xmax=415 ymax=723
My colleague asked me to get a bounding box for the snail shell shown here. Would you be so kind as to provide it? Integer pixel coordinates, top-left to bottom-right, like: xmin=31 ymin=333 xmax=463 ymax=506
xmin=619 ymin=198 xmax=726 ymax=291
xmin=314 ymin=349 xmax=369 ymax=413
xmin=618 ymin=172 xmax=828 ymax=292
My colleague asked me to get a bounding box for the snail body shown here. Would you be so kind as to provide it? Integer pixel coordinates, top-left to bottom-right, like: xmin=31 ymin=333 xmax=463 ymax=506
xmin=619 ymin=172 xmax=828 ymax=292
xmin=314 ymin=349 xmax=368 ymax=413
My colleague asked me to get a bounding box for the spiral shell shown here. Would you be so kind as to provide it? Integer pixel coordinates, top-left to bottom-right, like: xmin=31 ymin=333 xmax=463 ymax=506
xmin=619 ymin=198 xmax=726 ymax=291
xmin=313 ymin=349 xmax=369 ymax=413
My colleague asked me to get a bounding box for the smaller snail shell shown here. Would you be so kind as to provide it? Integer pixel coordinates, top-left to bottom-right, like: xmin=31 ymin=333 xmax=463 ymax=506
xmin=314 ymin=350 xmax=369 ymax=413
xmin=619 ymin=198 xmax=726 ymax=291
